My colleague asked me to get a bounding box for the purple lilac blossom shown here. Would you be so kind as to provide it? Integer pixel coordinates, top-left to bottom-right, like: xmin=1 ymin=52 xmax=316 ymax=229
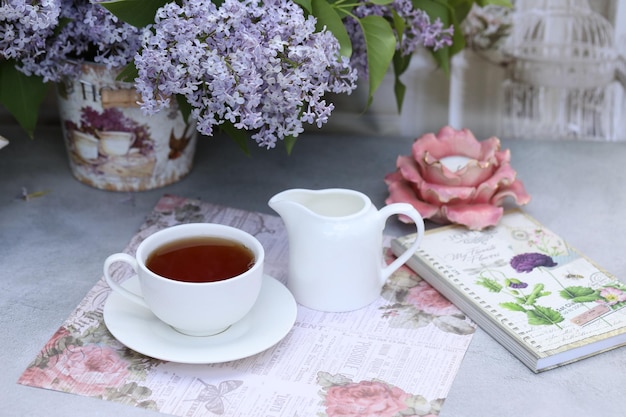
xmin=510 ymin=253 xmax=558 ymax=273
xmin=345 ymin=0 xmax=454 ymax=77
xmin=134 ymin=0 xmax=358 ymax=149
xmin=0 ymin=0 xmax=61 ymax=60
xmin=16 ymin=0 xmax=144 ymax=83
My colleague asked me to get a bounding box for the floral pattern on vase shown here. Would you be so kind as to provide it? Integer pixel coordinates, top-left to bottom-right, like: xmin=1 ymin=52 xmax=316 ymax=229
xmin=65 ymin=106 xmax=156 ymax=175
xmin=57 ymin=62 xmax=197 ymax=191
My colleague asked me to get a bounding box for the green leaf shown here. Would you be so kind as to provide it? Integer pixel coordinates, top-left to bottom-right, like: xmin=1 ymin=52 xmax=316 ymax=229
xmin=416 ymin=0 xmax=452 ymax=72
xmin=219 ymin=121 xmax=250 ymax=155
xmin=175 ymin=94 xmax=193 ymax=124
xmin=390 ymin=9 xmax=406 ymax=51
xmin=605 ymin=282 xmax=626 ymax=291
xmin=527 ymin=306 xmax=564 ymax=326
xmin=0 ymin=61 xmax=50 ymax=138
xmin=476 ymin=276 xmax=502 ymax=292
xmin=284 ymin=135 xmax=298 ymax=155
xmin=610 ymin=300 xmax=626 ymax=311
xmin=525 ymin=283 xmax=545 ymax=305
xmin=390 ymin=10 xmax=409 ymax=111
xmin=500 ymin=302 xmax=526 ymax=312
xmin=393 ymin=75 xmax=407 ymax=112
xmin=477 ymin=0 xmax=512 ymax=7
xmin=100 ymin=0 xmax=168 ymax=28
xmin=293 ymin=0 xmax=313 ymax=14
xmin=571 ymin=294 xmax=603 ymax=303
xmin=391 ymin=51 xmax=411 ymax=109
xmin=310 ymin=0 xmax=352 ymax=58
xmin=360 ymin=15 xmax=396 ymax=105
xmin=447 ymin=0 xmax=475 ymax=26
xmin=414 ymin=0 xmax=490 ymax=73
xmin=115 ymin=62 xmax=139 ymax=83
xmin=560 ymin=286 xmax=599 ymax=302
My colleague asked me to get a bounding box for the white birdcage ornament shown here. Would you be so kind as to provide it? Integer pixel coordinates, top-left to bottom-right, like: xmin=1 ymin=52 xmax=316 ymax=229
xmin=501 ymin=0 xmax=625 ymax=141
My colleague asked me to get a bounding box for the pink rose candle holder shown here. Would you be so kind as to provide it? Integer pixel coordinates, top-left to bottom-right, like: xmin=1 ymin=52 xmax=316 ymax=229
xmin=385 ymin=126 xmax=531 ymax=230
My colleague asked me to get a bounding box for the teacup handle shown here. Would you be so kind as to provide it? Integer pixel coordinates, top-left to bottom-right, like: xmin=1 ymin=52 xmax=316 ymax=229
xmin=103 ymin=253 xmax=150 ymax=309
xmin=378 ymin=203 xmax=425 ymax=281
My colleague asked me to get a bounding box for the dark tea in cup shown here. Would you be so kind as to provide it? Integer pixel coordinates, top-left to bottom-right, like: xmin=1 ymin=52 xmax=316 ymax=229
xmin=104 ymin=223 xmax=265 ymax=336
xmin=146 ymin=236 xmax=255 ymax=283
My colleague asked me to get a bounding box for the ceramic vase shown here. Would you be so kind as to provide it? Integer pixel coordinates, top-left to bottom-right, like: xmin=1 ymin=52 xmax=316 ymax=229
xmin=56 ymin=62 xmax=197 ymax=191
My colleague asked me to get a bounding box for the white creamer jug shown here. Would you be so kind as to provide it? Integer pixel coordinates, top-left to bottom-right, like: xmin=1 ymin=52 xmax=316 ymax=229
xmin=269 ymin=188 xmax=424 ymax=312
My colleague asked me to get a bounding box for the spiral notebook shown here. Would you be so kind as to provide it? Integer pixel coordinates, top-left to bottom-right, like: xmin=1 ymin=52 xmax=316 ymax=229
xmin=391 ymin=210 xmax=626 ymax=372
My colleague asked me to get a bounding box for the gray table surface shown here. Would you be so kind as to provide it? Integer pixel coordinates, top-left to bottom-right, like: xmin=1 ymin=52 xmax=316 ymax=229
xmin=2 ymin=124 xmax=626 ymax=417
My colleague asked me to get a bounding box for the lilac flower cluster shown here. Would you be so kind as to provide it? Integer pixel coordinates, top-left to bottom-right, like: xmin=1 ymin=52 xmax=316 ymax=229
xmin=17 ymin=0 xmax=144 ymax=83
xmin=134 ymin=0 xmax=358 ymax=148
xmin=0 ymin=0 xmax=61 ymax=61
xmin=346 ymin=0 xmax=454 ymax=77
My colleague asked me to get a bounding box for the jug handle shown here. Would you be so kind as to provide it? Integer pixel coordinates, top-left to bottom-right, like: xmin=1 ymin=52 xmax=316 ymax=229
xmin=379 ymin=203 xmax=425 ymax=282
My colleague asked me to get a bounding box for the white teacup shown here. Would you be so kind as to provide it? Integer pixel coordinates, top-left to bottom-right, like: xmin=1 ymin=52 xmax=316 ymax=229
xmin=103 ymin=223 xmax=265 ymax=336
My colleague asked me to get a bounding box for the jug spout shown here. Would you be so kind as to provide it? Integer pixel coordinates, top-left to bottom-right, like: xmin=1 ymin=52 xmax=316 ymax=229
xmin=269 ymin=188 xmax=372 ymax=220
xmin=267 ymin=189 xmax=315 ymax=222
xmin=269 ymin=188 xmax=313 ymax=208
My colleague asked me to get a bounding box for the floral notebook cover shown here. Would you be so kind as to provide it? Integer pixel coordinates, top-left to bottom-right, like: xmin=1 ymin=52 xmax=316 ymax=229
xmin=392 ymin=209 xmax=626 ymax=372
xmin=18 ymin=194 xmax=476 ymax=417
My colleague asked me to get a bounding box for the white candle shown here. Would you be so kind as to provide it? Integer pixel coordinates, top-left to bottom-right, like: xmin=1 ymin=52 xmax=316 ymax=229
xmin=439 ymin=155 xmax=472 ymax=171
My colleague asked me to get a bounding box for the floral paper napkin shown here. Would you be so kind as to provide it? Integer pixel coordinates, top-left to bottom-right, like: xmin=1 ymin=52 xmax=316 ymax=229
xmin=18 ymin=194 xmax=476 ymax=417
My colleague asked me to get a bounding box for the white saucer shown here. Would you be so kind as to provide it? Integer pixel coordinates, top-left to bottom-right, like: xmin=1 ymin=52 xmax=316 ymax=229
xmin=103 ymin=274 xmax=297 ymax=364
